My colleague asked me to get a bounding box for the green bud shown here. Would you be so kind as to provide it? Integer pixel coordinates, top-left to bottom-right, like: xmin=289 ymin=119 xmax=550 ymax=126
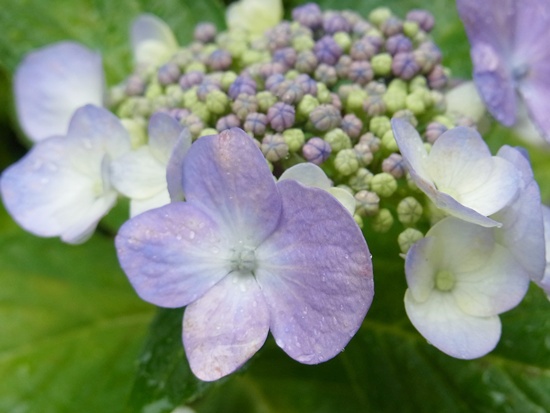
xmin=120 ymin=117 xmax=147 ymax=149
xmin=369 ymin=7 xmax=392 ymax=26
xmin=206 ymin=90 xmax=229 ymax=115
xmin=370 ymin=172 xmax=398 ymax=197
xmin=403 ymin=21 xmax=419 ymax=38
xmin=333 ymin=32 xmax=352 ymax=52
xmin=316 ymin=82 xmax=332 ymax=104
xmin=145 ymin=81 xmax=163 ymax=99
xmin=256 ymin=91 xmax=278 ymax=113
xmin=285 ymin=69 xmax=300 ymax=80
xmin=297 ymin=94 xmax=320 ymax=121
xmin=334 ymin=149 xmax=360 ymax=176
xmin=183 ymin=88 xmax=199 ymax=108
xmin=346 ymin=89 xmax=368 ymax=114
xmin=324 ymin=128 xmax=352 ymax=152
xmin=283 ymin=129 xmax=306 ymax=152
xmin=292 ymin=34 xmax=315 ymax=52
xmin=369 ymin=116 xmax=391 ymax=137
xmin=226 ymin=41 xmax=248 ymax=58
xmin=412 ymin=88 xmax=433 ymax=107
xmin=185 ymin=61 xmax=206 ymax=73
xmin=398 ymin=228 xmax=423 ymax=254
xmin=388 ymin=78 xmax=408 ymax=93
xmin=165 ymin=84 xmax=184 ymax=106
xmin=371 ymin=208 xmax=394 ymax=233
xmin=409 ymin=75 xmax=428 ymax=92
xmin=355 ymin=190 xmax=380 ymax=216
xmin=397 ymin=196 xmax=424 ymax=225
xmin=383 ymin=90 xmax=407 ymax=114
xmin=189 ymin=101 xmax=210 ymax=123
xmin=221 ymin=71 xmax=238 ymax=90
xmin=405 ymin=93 xmax=426 ymax=115
xmin=353 ymin=214 xmax=364 ymax=229
xmin=348 ymin=168 xmax=373 ymax=192
xmin=433 ymin=115 xmax=455 ymax=129
xmin=199 ymin=127 xmax=218 ymax=138
xmin=381 ymin=129 xmax=399 ymax=152
xmin=241 ymin=49 xmax=269 ymax=66
xmin=371 ymin=53 xmax=392 ymax=76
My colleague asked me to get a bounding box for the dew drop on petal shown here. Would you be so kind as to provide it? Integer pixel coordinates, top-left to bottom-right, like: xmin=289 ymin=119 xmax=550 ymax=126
xmin=188 ymin=231 xmax=195 ymax=239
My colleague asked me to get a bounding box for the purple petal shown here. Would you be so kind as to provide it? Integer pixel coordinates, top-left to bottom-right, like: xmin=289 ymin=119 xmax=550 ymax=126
xmin=166 ymin=128 xmax=192 ymax=203
xmin=148 ymin=112 xmax=187 ymax=163
xmin=256 ymin=179 xmax=373 ymax=364
xmin=405 ymin=289 xmax=501 ymax=359
xmin=115 ymin=202 xmax=231 ymax=308
xmin=183 ymin=271 xmax=270 ymax=381
xmin=182 ymin=128 xmax=282 ymax=246
xmin=14 ymin=41 xmax=104 ymax=142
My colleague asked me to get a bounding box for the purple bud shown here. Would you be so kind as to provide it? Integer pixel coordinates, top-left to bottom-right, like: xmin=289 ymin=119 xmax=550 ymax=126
xmin=309 ymin=104 xmax=342 ymax=131
xmin=275 ymin=80 xmax=305 ymax=104
xmin=314 ymin=36 xmax=343 ymax=66
xmin=331 ymin=93 xmax=343 ymax=111
xmin=406 ymin=9 xmax=435 ymax=32
xmin=323 ymin=12 xmax=352 ymax=34
xmin=216 ymin=114 xmax=241 ymax=132
xmin=266 ymin=74 xmax=286 ymax=92
xmin=385 ymin=34 xmax=413 ymax=56
xmin=261 ymin=133 xmax=289 ymax=162
xmin=363 ymin=95 xmax=386 ymax=117
xmin=353 ymin=20 xmax=373 ymax=36
xmin=207 ymin=49 xmax=232 ymax=71
xmin=341 ymin=114 xmax=363 ymax=139
xmin=335 ymin=55 xmax=353 ymax=78
xmin=348 ymin=61 xmax=374 ymax=85
xmin=295 ymin=74 xmax=317 ymax=96
xmin=196 ymin=82 xmax=222 ymax=101
xmin=232 ymin=93 xmax=259 ymax=120
xmin=266 ymin=24 xmax=292 ymax=51
xmin=157 ymin=62 xmax=181 ymax=86
xmin=181 ymin=113 xmax=204 ymax=137
xmin=353 ymin=143 xmax=373 ymax=166
xmin=267 ymin=102 xmax=295 ymax=132
xmin=427 ymin=64 xmax=447 ymax=89
xmin=125 ymin=74 xmax=146 ymax=96
xmin=359 ymin=132 xmax=381 ymax=153
xmin=244 ymin=112 xmax=269 ymax=136
xmin=259 ymin=62 xmax=287 ymax=80
xmin=350 ymin=38 xmax=378 ymax=61
xmin=392 ymin=52 xmax=420 ymax=80
xmin=302 ymin=137 xmax=332 ymax=165
xmin=414 ymin=41 xmax=442 ymax=73
xmin=314 ymin=63 xmax=338 ymax=87
xmin=295 ymin=51 xmax=319 ymax=74
xmin=168 ymin=108 xmax=191 ymax=122
xmin=292 ymin=3 xmax=323 ymax=29
xmin=382 ymin=153 xmax=406 ymax=178
xmin=228 ymin=76 xmax=257 ymax=99
xmin=179 ymin=71 xmax=204 ymax=90
xmin=380 ymin=17 xmax=403 ymax=37
xmin=272 ymin=47 xmax=297 ymax=68
xmin=194 ymin=22 xmax=217 ymax=43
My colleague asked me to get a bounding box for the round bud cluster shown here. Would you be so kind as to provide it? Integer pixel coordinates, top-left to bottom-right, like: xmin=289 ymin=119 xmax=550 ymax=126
xmin=108 ymin=3 xmax=467 ymax=243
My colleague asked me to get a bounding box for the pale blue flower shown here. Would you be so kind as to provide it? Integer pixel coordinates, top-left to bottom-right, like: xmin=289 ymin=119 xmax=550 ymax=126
xmin=115 ymin=128 xmax=374 ymax=381
xmin=131 ymin=14 xmax=178 ymax=68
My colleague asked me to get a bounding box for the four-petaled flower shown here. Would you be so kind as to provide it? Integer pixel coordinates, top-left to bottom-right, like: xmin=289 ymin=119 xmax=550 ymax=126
xmin=115 ymin=128 xmax=374 ymax=381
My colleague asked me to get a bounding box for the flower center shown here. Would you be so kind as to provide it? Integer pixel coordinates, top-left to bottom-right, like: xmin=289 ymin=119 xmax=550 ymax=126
xmin=435 ymin=269 xmax=455 ymax=292
xmin=230 ymin=244 xmax=257 ymax=273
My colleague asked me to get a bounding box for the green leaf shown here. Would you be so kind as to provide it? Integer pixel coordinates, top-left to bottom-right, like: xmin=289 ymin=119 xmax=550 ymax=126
xmin=0 ymin=204 xmax=154 ymax=413
xmin=125 ymin=308 xmax=212 ymax=413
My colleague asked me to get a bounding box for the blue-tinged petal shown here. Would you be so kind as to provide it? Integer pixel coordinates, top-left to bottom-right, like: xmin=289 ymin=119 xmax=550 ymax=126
xmin=536 ymin=205 xmax=550 ymax=296
xmin=116 ymin=202 xmax=231 ymax=308
xmin=494 ymin=146 xmax=545 ymax=281
xmin=182 ymin=128 xmax=282 ymax=246
xmin=256 ymin=179 xmax=373 ymax=364
xmin=183 ymin=271 xmax=269 ymax=381
xmin=405 ymin=289 xmax=501 ymax=359
xmin=14 ymin=42 xmax=104 ymax=142
xmin=131 ymin=14 xmax=178 ymax=67
xmin=148 ymin=112 xmax=186 ymax=164
xmin=166 ymin=130 xmax=192 ymax=203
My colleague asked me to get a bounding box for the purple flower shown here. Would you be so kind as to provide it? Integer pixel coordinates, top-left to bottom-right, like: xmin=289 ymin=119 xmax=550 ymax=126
xmin=115 ymin=128 xmax=374 ymax=381
xmin=457 ymin=0 xmax=550 ymax=140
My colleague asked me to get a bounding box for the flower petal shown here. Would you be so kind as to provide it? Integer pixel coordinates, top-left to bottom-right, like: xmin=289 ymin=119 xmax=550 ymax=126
xmin=148 ymin=112 xmax=186 ymax=164
xmin=391 ymin=118 xmax=432 ymax=185
xmin=279 ymin=163 xmax=332 ymax=189
xmin=182 ymin=128 xmax=282 ymax=246
xmin=536 ymin=205 xmax=550 ymax=296
xmin=327 ymin=187 xmax=356 ymax=216
xmin=166 ymin=129 xmax=192 ymax=203
xmin=131 ymin=14 xmax=178 ymax=67
xmin=183 ymin=271 xmax=270 ymax=381
xmin=14 ymin=41 xmax=104 ymax=142
xmin=115 ymin=202 xmax=231 ymax=308
xmin=405 ymin=289 xmax=501 ymax=359
xmin=256 ymin=179 xmax=373 ymax=364
xmin=226 ymin=0 xmax=283 ymax=36
xmin=130 ymin=189 xmax=171 ymax=217
xmin=445 ymin=81 xmax=486 ymax=123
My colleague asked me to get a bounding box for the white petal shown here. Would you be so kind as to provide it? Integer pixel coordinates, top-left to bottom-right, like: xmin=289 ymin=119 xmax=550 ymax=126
xmin=327 ymin=188 xmax=356 ymax=215
xmin=391 ymin=118 xmax=432 ymax=185
xmin=279 ymin=163 xmax=332 ymax=189
xmin=445 ymin=81 xmax=486 ymax=123
xmin=130 ymin=190 xmax=171 ymax=217
xmin=131 ymin=14 xmax=178 ymax=67
xmin=405 ymin=289 xmax=501 ymax=359
xmin=14 ymin=42 xmax=104 ymax=142
xmin=226 ymin=0 xmax=283 ymax=36
xmin=148 ymin=112 xmax=185 ymax=163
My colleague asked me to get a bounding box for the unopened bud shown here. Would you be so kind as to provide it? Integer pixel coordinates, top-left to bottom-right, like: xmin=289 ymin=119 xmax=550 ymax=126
xmin=397 ymin=196 xmax=423 ymax=225
xmin=371 ymin=172 xmax=398 ymax=197
xmin=302 ymin=137 xmax=331 ymax=165
xmin=355 ymin=190 xmax=380 ymax=216
xmin=324 ymin=128 xmax=352 ymax=152
xmin=398 ymin=228 xmax=424 ymax=254
xmin=267 ymin=102 xmax=295 ymax=131
xmin=309 ymin=104 xmax=342 ymax=131
xmin=349 ymin=168 xmax=373 ymax=192
xmin=369 ymin=116 xmax=391 ymax=137
xmin=283 ymin=129 xmax=306 ymax=152
xmin=371 ymin=208 xmax=394 ymax=233
xmin=334 ymin=149 xmax=359 ymax=175
xmin=371 ymin=53 xmax=392 ymax=76
xmin=261 ymin=134 xmax=289 ymax=162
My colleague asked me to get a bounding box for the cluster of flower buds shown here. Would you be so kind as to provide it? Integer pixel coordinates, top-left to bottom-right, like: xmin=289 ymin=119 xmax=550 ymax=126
xmin=107 ymin=4 xmax=463 ymax=248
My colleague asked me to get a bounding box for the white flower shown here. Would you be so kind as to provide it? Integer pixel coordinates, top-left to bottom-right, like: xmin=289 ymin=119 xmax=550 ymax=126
xmin=444 ymin=81 xmax=486 ymax=123
xmin=226 ymin=0 xmax=283 ymax=36
xmin=110 ymin=113 xmax=191 ymax=217
xmin=131 ymin=14 xmax=178 ymax=68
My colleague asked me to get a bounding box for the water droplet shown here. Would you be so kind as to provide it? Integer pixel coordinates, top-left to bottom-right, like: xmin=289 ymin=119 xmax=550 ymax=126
xmin=176 ymin=235 xmax=182 ymax=241
xmin=188 ymin=231 xmax=195 ymax=239
xmin=339 ymin=304 xmax=344 ymax=311
xmin=344 ymin=254 xmax=349 ymax=259
xmin=240 ymin=283 xmax=247 ymax=292
xmin=321 ymin=276 xmax=327 ymax=282
xmin=276 ymin=339 xmax=285 ymax=349
xmin=302 ymin=306 xmax=308 ymax=315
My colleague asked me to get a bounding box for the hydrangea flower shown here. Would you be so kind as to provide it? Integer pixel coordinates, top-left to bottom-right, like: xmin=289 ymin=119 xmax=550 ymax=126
xmin=538 ymin=206 xmax=550 ymax=297
xmin=131 ymin=14 xmax=178 ymax=68
xmin=226 ymin=0 xmax=283 ymax=36
xmin=115 ymin=127 xmax=374 ymax=381
xmin=1 ymin=105 xmax=131 ymax=243
xmin=404 ymin=217 xmax=530 ymax=359
xmin=457 ymin=0 xmax=550 ymax=141
xmin=391 ymin=118 xmax=520 ymax=227
xmin=14 ymin=42 xmax=105 ymax=142
xmin=110 ymin=113 xmax=191 ymax=217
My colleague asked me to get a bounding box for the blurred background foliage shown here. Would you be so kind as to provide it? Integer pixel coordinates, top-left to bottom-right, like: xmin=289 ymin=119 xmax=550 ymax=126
xmin=0 ymin=1 xmax=549 ymax=412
